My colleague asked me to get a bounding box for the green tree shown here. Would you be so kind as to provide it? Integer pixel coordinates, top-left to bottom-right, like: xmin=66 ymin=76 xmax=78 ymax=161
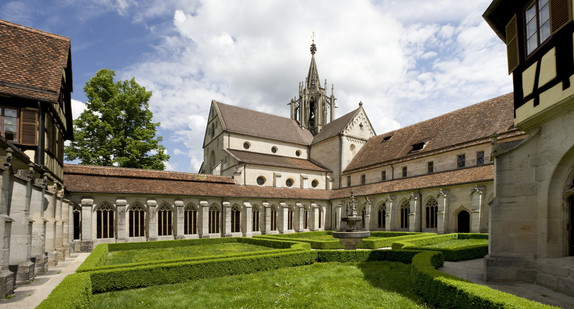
xmin=65 ymin=69 xmax=170 ymax=170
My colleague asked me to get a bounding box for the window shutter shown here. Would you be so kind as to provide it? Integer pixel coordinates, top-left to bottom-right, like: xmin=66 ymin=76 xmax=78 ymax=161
xmin=20 ymin=109 xmax=37 ymax=146
xmin=506 ymin=14 xmax=520 ymax=74
xmin=550 ymin=0 xmax=572 ymax=33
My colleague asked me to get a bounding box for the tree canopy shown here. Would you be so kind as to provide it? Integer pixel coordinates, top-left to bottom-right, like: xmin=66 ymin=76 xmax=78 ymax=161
xmin=65 ymin=69 xmax=170 ymax=170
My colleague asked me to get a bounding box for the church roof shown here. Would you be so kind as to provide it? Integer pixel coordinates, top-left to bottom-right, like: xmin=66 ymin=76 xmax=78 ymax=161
xmin=227 ymin=149 xmax=329 ymax=172
xmin=0 ymin=19 xmax=71 ymax=103
xmin=332 ymin=164 xmax=494 ymax=199
xmin=214 ymin=100 xmax=313 ymax=145
xmin=312 ymin=107 xmax=362 ymax=144
xmin=344 ymin=93 xmax=521 ymax=173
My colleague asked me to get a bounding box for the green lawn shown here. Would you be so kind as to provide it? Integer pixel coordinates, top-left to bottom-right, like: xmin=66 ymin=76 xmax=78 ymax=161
xmin=92 ymin=261 xmax=429 ymax=308
xmin=422 ymin=239 xmax=488 ymax=249
xmin=104 ymin=242 xmax=276 ymax=265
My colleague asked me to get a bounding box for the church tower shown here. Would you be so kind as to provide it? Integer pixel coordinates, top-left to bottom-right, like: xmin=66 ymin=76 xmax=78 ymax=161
xmin=290 ymin=39 xmax=336 ymax=135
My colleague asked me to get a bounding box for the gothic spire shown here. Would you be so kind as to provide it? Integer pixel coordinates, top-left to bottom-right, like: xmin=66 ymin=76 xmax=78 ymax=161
xmin=306 ymin=40 xmax=320 ymax=90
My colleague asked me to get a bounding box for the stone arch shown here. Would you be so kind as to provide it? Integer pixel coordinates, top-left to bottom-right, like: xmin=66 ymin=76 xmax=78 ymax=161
xmin=231 ymin=203 xmax=242 ymax=233
xmin=209 ymin=203 xmax=221 ymax=234
xmin=184 ymin=203 xmax=199 ymax=235
xmin=95 ymin=201 xmax=114 ymax=239
xmin=424 ymin=196 xmax=438 ymax=229
xmin=157 ymin=203 xmax=173 ymax=236
xmin=128 ymin=201 xmax=146 ymax=238
xmin=270 ymin=204 xmax=279 ymax=231
xmin=377 ymin=202 xmax=387 ymax=229
xmin=455 ymin=207 xmax=470 ymax=233
xmin=72 ymin=204 xmax=82 ymax=240
xmin=251 ymin=204 xmax=261 ymax=232
xmin=399 ymin=199 xmax=410 ymax=229
xmin=547 ymin=144 xmax=574 ymax=256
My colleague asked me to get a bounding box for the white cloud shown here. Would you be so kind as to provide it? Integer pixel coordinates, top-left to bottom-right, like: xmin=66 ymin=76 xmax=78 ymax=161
xmin=71 ymin=99 xmax=86 ymax=119
xmin=114 ymin=0 xmax=511 ymax=172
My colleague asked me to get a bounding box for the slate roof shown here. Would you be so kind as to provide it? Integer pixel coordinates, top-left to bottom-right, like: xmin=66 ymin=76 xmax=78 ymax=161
xmin=344 ymin=93 xmax=522 ymax=173
xmin=64 ymin=164 xmax=331 ymax=200
xmin=312 ymin=107 xmax=361 ymax=144
xmin=227 ymin=149 xmax=329 ymax=172
xmin=332 ymin=164 xmax=494 ymax=199
xmin=214 ymin=100 xmax=313 ymax=145
xmin=0 ymin=19 xmax=71 ymax=103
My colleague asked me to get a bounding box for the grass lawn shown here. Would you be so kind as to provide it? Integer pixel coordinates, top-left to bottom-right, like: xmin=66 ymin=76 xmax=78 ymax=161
xmin=92 ymin=261 xmax=429 ymax=308
xmin=104 ymin=242 xmax=277 ymax=265
xmin=422 ymin=239 xmax=488 ymax=249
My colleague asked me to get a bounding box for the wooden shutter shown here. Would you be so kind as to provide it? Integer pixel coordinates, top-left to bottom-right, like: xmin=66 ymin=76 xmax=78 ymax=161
xmin=20 ymin=109 xmax=37 ymax=146
xmin=506 ymin=14 xmax=520 ymax=74
xmin=550 ymin=0 xmax=572 ymax=33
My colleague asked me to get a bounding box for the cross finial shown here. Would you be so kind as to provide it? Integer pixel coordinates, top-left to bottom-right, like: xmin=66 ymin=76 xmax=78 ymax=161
xmin=310 ymin=32 xmax=317 ymax=55
xmin=311 ymin=31 xmax=316 ymax=43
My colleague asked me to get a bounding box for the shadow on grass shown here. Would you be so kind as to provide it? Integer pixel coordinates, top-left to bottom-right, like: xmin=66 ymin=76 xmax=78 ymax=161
xmin=357 ymin=260 xmax=428 ymax=305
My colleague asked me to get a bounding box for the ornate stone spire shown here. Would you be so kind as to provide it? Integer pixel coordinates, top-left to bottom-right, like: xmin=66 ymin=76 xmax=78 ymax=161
xmin=289 ymin=34 xmax=337 ymax=135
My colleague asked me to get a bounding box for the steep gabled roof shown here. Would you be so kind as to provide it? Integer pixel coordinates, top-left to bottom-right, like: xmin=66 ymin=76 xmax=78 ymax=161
xmin=344 ymin=93 xmax=521 ymax=173
xmin=214 ymin=100 xmax=313 ymax=146
xmin=0 ymin=19 xmax=71 ymax=103
xmin=312 ymin=107 xmax=361 ymax=144
xmin=228 ymin=149 xmax=329 ymax=172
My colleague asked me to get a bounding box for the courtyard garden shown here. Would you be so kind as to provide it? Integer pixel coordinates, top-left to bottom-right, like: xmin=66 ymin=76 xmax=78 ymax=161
xmin=38 ymin=232 xmax=555 ymax=308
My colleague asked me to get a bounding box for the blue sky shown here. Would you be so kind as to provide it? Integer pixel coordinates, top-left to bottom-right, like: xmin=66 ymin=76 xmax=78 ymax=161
xmin=1 ymin=0 xmax=512 ymax=173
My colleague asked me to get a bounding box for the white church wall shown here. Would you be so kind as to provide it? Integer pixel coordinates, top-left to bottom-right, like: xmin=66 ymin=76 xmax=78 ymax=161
xmin=310 ymin=137 xmax=341 ymax=187
xmin=228 ymin=134 xmax=308 ymax=159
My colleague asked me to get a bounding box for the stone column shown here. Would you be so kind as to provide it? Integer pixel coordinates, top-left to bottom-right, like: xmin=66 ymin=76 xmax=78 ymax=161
xmin=364 ymin=197 xmax=372 ymax=230
xmin=334 ymin=202 xmax=342 ymax=231
xmin=199 ymin=201 xmax=209 ymax=238
xmin=31 ymin=176 xmax=48 ymax=274
xmin=80 ymin=198 xmax=94 ymax=252
xmin=146 ymin=199 xmax=158 ymax=241
xmin=262 ymin=202 xmax=271 ymax=234
xmin=470 ymin=186 xmax=485 ymax=233
xmin=174 ymin=200 xmax=185 ymax=239
xmin=222 ymin=202 xmax=231 ymax=237
xmin=437 ymin=189 xmax=449 ymax=234
xmin=115 ymin=199 xmax=127 ymax=242
xmin=295 ymin=203 xmax=304 ymax=231
xmin=385 ymin=195 xmax=394 ymax=231
xmin=55 ymin=188 xmax=64 ymax=260
xmin=279 ymin=202 xmax=289 ymax=233
xmin=310 ymin=203 xmax=319 ymax=231
xmin=242 ymin=202 xmax=253 ymax=237
xmin=408 ymin=192 xmax=421 ymax=232
xmin=0 ymin=149 xmax=14 ymax=297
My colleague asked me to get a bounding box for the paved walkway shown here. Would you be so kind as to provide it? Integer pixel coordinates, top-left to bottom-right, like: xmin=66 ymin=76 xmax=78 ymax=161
xmin=439 ymin=258 xmax=574 ymax=308
xmin=0 ymin=252 xmax=89 ymax=309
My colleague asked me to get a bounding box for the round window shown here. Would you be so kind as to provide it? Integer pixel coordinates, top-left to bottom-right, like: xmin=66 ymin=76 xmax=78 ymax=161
xmin=243 ymin=142 xmax=250 ymax=149
xmin=286 ymin=178 xmax=294 ymax=187
xmin=256 ymin=176 xmax=266 ymax=185
xmin=296 ymin=150 xmax=301 ymax=157
xmin=271 ymin=146 xmax=278 ymax=153
xmin=311 ymin=180 xmax=319 ymax=188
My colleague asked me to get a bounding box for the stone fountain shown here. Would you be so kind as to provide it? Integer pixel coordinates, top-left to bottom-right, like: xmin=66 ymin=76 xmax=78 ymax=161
xmin=332 ymin=190 xmax=370 ymax=250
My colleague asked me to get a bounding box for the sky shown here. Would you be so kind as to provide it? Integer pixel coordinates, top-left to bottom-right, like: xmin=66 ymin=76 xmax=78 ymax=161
xmin=1 ymin=0 xmax=511 ymax=173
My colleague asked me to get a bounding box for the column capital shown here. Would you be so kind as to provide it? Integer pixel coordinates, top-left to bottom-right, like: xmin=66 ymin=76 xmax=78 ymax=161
xmin=174 ymin=199 xmax=185 ymax=207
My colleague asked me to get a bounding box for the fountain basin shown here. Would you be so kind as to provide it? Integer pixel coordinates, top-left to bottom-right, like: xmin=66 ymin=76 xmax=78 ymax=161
xmin=332 ymin=230 xmax=371 ymax=250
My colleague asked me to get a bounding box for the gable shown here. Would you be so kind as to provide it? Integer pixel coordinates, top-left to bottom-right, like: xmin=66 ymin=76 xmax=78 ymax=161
xmin=341 ymin=108 xmax=376 ymax=140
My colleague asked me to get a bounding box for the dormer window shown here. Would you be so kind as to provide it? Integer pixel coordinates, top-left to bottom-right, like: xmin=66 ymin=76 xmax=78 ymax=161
xmin=382 ymin=135 xmax=393 ymax=142
xmin=526 ymin=0 xmax=550 ymax=55
xmin=411 ymin=142 xmax=426 ymax=152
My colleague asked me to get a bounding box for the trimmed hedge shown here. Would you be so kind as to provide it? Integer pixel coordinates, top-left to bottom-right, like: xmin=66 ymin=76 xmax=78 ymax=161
xmin=78 ymin=237 xmax=309 ymax=272
xmin=393 ymin=234 xmax=489 ymax=261
xmin=37 ymin=273 xmax=92 ymax=309
xmin=411 ymin=251 xmax=555 ymax=308
xmin=89 ymin=250 xmax=318 ymax=293
xmin=316 ymin=249 xmax=420 ymax=264
xmin=392 ymin=233 xmax=458 ymax=250
xmin=255 ymin=234 xmax=344 ymax=249
xmin=360 ymin=233 xmax=436 ymax=249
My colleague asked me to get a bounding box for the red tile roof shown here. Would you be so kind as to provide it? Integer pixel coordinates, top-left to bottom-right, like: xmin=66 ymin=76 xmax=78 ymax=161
xmin=214 ymin=100 xmax=313 ymax=145
xmin=312 ymin=107 xmax=361 ymax=144
xmin=228 ymin=149 xmax=329 ymax=172
xmin=0 ymin=19 xmax=71 ymax=103
xmin=344 ymin=93 xmax=522 ymax=173
xmin=332 ymin=164 xmax=494 ymax=199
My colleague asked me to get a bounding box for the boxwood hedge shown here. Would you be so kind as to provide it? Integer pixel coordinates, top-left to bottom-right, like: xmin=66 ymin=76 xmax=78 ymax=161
xmin=36 ymin=273 xmax=92 ymax=309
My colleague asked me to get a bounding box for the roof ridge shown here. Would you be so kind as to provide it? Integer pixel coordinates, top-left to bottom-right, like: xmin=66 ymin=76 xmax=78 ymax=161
xmin=0 ymin=19 xmax=70 ymax=41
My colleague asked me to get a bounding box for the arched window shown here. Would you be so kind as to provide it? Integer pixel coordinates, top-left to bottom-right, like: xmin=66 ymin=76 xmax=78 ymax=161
xmin=252 ymin=206 xmax=260 ymax=232
xmin=425 ymin=198 xmax=438 ymax=229
xmin=400 ymin=200 xmax=410 ymax=229
xmin=288 ymin=208 xmax=294 ymax=230
xmin=231 ymin=205 xmax=241 ymax=233
xmin=270 ymin=207 xmax=278 ymax=231
xmin=318 ymin=207 xmax=323 ymax=229
xmin=96 ymin=202 xmax=114 ymax=239
xmin=303 ymin=208 xmax=308 ymax=229
xmin=378 ymin=203 xmax=386 ymax=229
xmin=129 ymin=203 xmax=146 ymax=237
xmin=209 ymin=205 xmax=221 ymax=234
xmin=73 ymin=206 xmax=81 ymax=240
xmin=361 ymin=208 xmax=366 ymax=228
xmin=157 ymin=204 xmax=173 ymax=236
xmin=184 ymin=204 xmax=198 ymax=235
